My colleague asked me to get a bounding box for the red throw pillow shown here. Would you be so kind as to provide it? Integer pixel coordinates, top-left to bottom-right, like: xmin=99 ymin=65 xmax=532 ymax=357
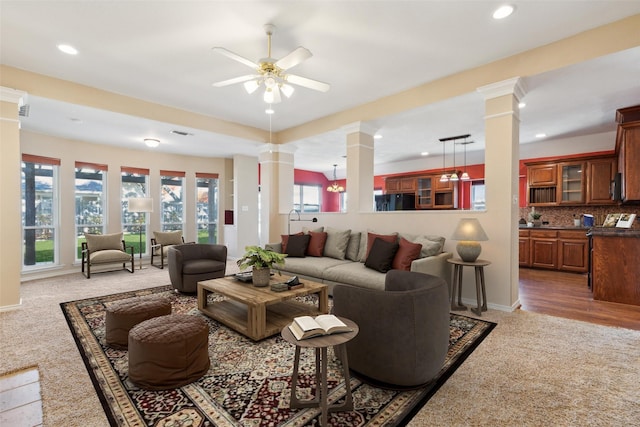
xmin=281 ymin=232 xmax=303 ymax=253
xmin=392 ymin=238 xmax=423 ymax=271
xmin=365 ymin=232 xmax=397 ymax=260
xmin=307 ymin=231 xmax=328 ymax=257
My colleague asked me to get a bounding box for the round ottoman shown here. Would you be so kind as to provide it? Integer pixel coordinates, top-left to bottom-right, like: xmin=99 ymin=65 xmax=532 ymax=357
xmin=105 ymin=297 xmax=172 ymax=349
xmin=128 ymin=314 xmax=210 ymax=390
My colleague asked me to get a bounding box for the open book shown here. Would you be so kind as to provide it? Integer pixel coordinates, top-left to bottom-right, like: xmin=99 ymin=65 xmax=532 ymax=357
xmin=288 ymin=314 xmax=352 ymax=340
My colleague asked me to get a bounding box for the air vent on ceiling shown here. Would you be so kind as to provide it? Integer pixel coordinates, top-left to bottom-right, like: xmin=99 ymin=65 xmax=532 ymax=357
xmin=170 ymin=130 xmax=193 ymax=136
xmin=19 ymin=104 xmax=30 ymax=117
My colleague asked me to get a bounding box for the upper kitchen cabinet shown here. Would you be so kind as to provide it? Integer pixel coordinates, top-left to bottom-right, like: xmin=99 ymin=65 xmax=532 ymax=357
xmin=585 ymin=155 xmax=617 ymax=205
xmin=616 ymin=105 xmax=640 ymax=203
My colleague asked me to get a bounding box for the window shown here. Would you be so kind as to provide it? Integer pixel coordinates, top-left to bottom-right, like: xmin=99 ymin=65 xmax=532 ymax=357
xmin=293 ymin=184 xmax=321 ymax=213
xmin=472 ymin=181 xmax=486 ymax=210
xmin=196 ymin=173 xmax=219 ymax=243
xmin=121 ymin=167 xmax=150 ymax=256
xmin=22 ymin=154 xmax=60 ymax=269
xmin=160 ymin=170 xmax=185 ymax=232
xmin=75 ymin=162 xmax=107 ymax=259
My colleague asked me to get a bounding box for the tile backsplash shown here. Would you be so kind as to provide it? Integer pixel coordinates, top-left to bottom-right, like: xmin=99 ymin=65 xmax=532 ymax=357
xmin=519 ymin=205 xmax=640 ymax=229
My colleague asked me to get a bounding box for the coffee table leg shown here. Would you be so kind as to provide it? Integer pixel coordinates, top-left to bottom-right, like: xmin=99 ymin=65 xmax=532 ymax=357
xmin=317 ymin=287 xmax=329 ymax=314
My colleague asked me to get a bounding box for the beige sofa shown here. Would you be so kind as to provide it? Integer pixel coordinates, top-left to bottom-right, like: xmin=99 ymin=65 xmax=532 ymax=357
xmin=266 ymin=228 xmax=452 ymax=294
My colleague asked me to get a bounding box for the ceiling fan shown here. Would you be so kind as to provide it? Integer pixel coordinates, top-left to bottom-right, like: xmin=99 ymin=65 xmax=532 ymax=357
xmin=212 ymin=24 xmax=330 ymax=104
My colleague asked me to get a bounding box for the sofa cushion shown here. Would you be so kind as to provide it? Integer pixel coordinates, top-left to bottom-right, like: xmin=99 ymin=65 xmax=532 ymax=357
xmin=281 ymin=232 xmax=303 ymax=253
xmin=365 ymin=238 xmax=399 ymax=273
xmin=345 ymin=232 xmax=361 ymax=261
xmin=399 ymin=233 xmax=444 ymax=257
xmin=364 ymin=232 xmax=398 ymax=261
xmin=85 ymin=232 xmax=124 ymax=252
xmin=280 ymin=256 xmax=350 ymax=278
xmin=303 ymin=226 xmax=324 ymax=233
xmin=89 ymin=249 xmax=131 ymax=264
xmin=286 ymin=234 xmax=311 ymax=257
xmin=392 ymin=238 xmax=423 ymax=271
xmin=307 ymin=231 xmax=328 ymax=257
xmin=324 ymin=227 xmax=351 ymax=260
xmin=153 ymin=230 xmax=183 ymax=246
xmin=323 ymin=262 xmax=387 ymax=291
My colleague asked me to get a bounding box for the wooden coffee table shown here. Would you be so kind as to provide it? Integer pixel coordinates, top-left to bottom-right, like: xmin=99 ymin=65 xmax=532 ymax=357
xmin=197 ymin=275 xmax=329 ymax=341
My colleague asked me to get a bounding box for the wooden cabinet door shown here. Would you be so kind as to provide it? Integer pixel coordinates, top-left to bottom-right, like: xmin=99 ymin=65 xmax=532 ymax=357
xmin=620 ymin=123 xmax=640 ymax=201
xmin=416 ymin=177 xmax=432 ymax=208
xmin=519 ymin=232 xmax=530 ymax=267
xmin=559 ymin=161 xmax=585 ymax=204
xmin=557 ymin=230 xmax=589 ymax=273
xmin=400 ymin=177 xmax=416 ymax=192
xmin=530 ymin=230 xmax=558 ymax=269
xmin=528 ymin=164 xmax=557 ymax=186
xmin=586 ymin=157 xmax=617 ymax=205
xmin=385 ymin=177 xmax=400 ymax=193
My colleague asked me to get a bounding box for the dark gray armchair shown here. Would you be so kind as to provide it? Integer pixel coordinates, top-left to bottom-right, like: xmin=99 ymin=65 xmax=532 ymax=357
xmin=332 ymin=270 xmax=449 ymax=388
xmin=168 ymin=244 xmax=227 ymax=293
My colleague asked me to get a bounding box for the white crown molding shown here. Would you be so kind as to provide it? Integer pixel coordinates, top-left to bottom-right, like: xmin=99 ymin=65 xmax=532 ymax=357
xmin=0 ymin=87 xmax=27 ymax=106
xmin=477 ymin=77 xmax=527 ymax=101
xmin=342 ymin=121 xmax=377 ymax=136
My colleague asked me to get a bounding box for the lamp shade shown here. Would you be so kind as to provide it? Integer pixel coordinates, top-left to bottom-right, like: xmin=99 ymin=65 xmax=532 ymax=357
xmin=450 ymin=218 xmax=488 ymax=262
xmin=128 ymin=197 xmax=154 ymax=213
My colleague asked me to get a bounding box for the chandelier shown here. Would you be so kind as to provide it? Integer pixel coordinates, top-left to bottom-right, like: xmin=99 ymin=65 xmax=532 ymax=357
xmin=327 ymin=164 xmax=344 ymax=193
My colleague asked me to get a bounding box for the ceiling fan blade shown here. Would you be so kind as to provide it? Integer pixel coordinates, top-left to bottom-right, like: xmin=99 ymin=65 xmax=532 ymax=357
xmin=212 ymin=47 xmax=259 ymax=69
xmin=275 ymin=47 xmax=312 ymax=71
xmin=212 ymin=75 xmax=259 ymax=87
xmin=285 ymin=74 xmax=330 ymax=92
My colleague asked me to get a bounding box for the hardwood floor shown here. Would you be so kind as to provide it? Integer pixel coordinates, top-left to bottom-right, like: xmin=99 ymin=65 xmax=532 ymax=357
xmin=518 ymin=268 xmax=640 ymax=331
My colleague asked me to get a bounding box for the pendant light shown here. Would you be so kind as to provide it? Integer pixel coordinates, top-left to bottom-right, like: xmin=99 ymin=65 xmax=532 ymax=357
xmin=450 ymin=141 xmax=459 ymax=181
xmin=327 ymin=164 xmax=344 ymax=192
xmin=439 ymin=139 xmax=449 ymax=182
xmin=460 ymin=138 xmax=472 ymax=180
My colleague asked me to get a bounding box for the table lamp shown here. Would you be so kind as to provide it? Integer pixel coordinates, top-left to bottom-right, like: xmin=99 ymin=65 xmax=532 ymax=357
xmin=450 ymin=218 xmax=488 ymax=262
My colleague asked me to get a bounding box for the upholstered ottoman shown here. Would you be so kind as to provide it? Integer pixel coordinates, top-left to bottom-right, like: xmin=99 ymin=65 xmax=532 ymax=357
xmin=128 ymin=314 xmax=210 ymax=390
xmin=105 ymin=297 xmax=172 ymax=349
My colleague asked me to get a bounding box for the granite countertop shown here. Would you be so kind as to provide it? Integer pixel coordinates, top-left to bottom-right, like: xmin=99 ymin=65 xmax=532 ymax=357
xmin=518 ymin=225 xmax=591 ymax=230
xmin=588 ymin=227 xmax=640 ymax=237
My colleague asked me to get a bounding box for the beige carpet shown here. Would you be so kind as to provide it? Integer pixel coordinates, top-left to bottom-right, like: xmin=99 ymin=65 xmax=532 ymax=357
xmin=1 ymin=265 xmax=639 ymax=426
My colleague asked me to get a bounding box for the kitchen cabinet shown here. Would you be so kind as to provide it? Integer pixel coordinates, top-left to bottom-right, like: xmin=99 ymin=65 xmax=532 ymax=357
xmin=557 ymin=230 xmax=589 ymax=273
xmin=616 ymin=105 xmax=640 ymax=202
xmin=591 ymin=229 xmax=640 ymax=305
xmin=526 ymin=155 xmax=619 ymax=207
xmin=385 ymin=176 xmax=416 ymax=194
xmin=529 ymin=229 xmax=558 ymax=269
xmin=585 ymin=156 xmax=617 ymax=205
xmin=519 ymin=228 xmax=589 ymax=273
xmin=416 ymin=177 xmax=433 ymax=208
xmin=519 ymin=230 xmax=531 ymax=267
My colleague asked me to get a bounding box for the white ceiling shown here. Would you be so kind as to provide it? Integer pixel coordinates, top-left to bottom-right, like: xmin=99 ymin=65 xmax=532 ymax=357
xmin=2 ymin=1 xmax=639 ymax=178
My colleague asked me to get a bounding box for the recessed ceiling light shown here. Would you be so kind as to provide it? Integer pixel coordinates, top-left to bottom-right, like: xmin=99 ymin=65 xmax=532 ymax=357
xmin=493 ymin=5 xmax=514 ymax=20
xmin=518 ymin=102 xmax=526 ymax=109
xmin=374 ymin=134 xmax=382 ymax=139
xmin=535 ymin=133 xmax=547 ymax=138
xmin=421 ymin=151 xmax=429 ymax=156
xmin=144 ymin=138 xmax=160 ymax=148
xmin=57 ymin=44 xmax=78 ymax=55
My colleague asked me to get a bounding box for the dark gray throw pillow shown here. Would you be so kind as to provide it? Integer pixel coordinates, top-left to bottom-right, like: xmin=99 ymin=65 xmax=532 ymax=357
xmin=285 ymin=234 xmax=311 ymax=257
xmin=364 ymin=237 xmax=399 ymax=273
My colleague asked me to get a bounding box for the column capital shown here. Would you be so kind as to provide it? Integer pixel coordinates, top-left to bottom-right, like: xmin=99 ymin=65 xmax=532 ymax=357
xmin=0 ymin=87 xmax=27 ymax=106
xmin=259 ymin=143 xmax=297 ymax=155
xmin=477 ymin=77 xmax=526 ymax=102
xmin=342 ymin=121 xmax=377 ymax=137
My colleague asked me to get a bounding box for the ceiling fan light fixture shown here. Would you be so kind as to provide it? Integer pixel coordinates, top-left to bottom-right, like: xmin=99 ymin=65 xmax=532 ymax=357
xmin=244 ymin=80 xmax=260 ymax=94
xmin=264 ymin=88 xmax=275 ymax=104
xmin=280 ymin=83 xmax=295 ymax=98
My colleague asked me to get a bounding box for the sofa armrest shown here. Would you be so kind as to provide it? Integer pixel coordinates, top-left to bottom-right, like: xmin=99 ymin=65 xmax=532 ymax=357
xmin=410 ymin=251 xmax=453 ymax=286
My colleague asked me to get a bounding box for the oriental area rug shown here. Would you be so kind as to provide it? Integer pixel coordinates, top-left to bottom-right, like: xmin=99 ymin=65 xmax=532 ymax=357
xmin=61 ymin=285 xmax=496 ymax=427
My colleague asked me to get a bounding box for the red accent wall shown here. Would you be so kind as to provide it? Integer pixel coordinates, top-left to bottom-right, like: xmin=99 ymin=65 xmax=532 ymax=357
xmin=294 ymin=169 xmax=340 ymax=212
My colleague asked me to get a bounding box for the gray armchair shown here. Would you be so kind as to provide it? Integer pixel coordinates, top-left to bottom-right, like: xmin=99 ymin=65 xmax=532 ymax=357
xmin=150 ymin=230 xmax=185 ymax=269
xmin=332 ymin=270 xmax=449 ymax=388
xmin=168 ymin=244 xmax=227 ymax=293
xmin=81 ymin=232 xmax=134 ymax=279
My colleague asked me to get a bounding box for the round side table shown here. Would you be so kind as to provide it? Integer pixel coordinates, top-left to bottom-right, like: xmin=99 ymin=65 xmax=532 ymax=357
xmin=446 ymin=258 xmax=491 ymax=316
xmin=281 ymin=317 xmax=359 ymax=427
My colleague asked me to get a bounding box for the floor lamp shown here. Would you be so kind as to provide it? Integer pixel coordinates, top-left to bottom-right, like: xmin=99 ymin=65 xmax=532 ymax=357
xmin=128 ymin=197 xmax=153 ymax=269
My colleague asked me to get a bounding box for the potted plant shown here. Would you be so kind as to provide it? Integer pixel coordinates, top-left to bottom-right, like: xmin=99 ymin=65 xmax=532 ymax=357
xmin=236 ymin=246 xmax=286 ymax=287
xmin=530 ymin=212 xmax=543 ymax=227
